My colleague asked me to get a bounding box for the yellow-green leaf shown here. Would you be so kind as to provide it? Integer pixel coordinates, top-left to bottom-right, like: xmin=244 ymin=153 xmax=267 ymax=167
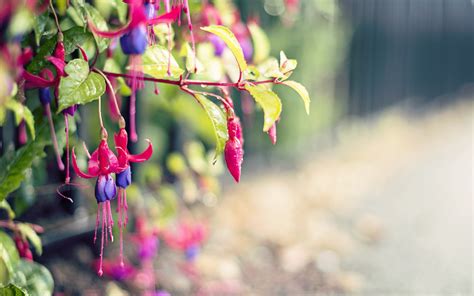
xmin=281 ymin=80 xmax=311 ymax=115
xmin=245 ymin=84 xmax=282 ymax=132
xmin=248 ymin=23 xmax=270 ymax=64
xmin=140 ymin=45 xmax=184 ymax=78
xmin=5 ymin=100 xmax=35 ymax=140
xmin=17 ymin=224 xmax=42 ymax=256
xmin=194 ymin=94 xmax=228 ymax=159
xmin=58 ymin=59 xmax=106 ymax=113
xmin=201 ymin=25 xmax=248 ymax=72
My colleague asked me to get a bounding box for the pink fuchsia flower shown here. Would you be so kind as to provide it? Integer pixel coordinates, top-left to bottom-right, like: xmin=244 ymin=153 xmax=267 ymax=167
xmin=71 ymin=134 xmax=120 ymax=276
xmin=114 ymin=125 xmax=153 ymax=265
xmin=162 ymin=221 xmax=207 ymax=262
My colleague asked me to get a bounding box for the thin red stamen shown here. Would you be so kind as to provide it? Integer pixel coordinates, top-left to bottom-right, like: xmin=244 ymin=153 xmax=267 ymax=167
xmin=45 ymin=104 xmax=65 ymax=170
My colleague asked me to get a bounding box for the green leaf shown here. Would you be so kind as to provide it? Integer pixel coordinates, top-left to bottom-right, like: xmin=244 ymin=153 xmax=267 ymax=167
xmin=63 ymin=26 xmax=94 ymax=55
xmin=16 ymin=224 xmax=42 ymax=256
xmin=0 ymin=123 xmax=49 ymax=202
xmin=26 ymin=37 xmax=56 ymax=74
xmin=201 ymin=25 xmax=248 ymax=72
xmin=141 ymin=45 xmax=184 ymax=78
xmin=281 ymin=80 xmax=311 ymax=115
xmin=0 ymin=231 xmax=20 ymax=285
xmin=0 ymin=201 xmax=15 ymax=220
xmin=180 ymin=43 xmax=203 ymax=73
xmin=5 ymin=101 xmax=35 ymax=140
xmin=194 ymin=94 xmax=228 ymax=159
xmin=245 ymin=84 xmax=282 ymax=132
xmin=32 ymin=12 xmax=50 ymax=46
xmin=113 ymin=0 xmax=128 ymax=24
xmin=11 ymin=260 xmax=53 ymax=296
xmin=0 ymin=283 xmax=28 ymax=296
xmin=8 ymin=8 xmax=34 ymax=38
xmin=58 ymin=59 xmax=106 ymax=113
xmin=83 ymin=3 xmax=110 ymax=52
xmin=248 ymin=23 xmax=270 ymax=64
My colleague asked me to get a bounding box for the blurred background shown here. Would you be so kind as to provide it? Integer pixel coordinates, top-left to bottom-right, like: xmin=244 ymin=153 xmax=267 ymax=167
xmin=3 ymin=0 xmax=473 ymax=294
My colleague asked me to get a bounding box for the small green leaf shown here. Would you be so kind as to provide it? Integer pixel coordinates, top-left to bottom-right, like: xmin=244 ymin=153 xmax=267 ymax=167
xmin=26 ymin=37 xmax=56 ymax=74
xmin=17 ymin=224 xmax=42 ymax=256
xmin=201 ymin=25 xmax=248 ymax=72
xmin=5 ymin=101 xmax=35 ymax=140
xmin=113 ymin=0 xmax=128 ymax=24
xmin=245 ymin=84 xmax=282 ymax=132
xmin=0 ymin=283 xmax=28 ymax=296
xmin=0 ymin=200 xmax=15 ymax=220
xmin=58 ymin=59 xmax=106 ymax=113
xmin=33 ymin=12 xmax=50 ymax=46
xmin=194 ymin=94 xmax=228 ymax=159
xmin=180 ymin=43 xmax=203 ymax=73
xmin=0 ymin=231 xmax=20 ymax=284
xmin=279 ymin=51 xmax=297 ymax=77
xmin=281 ymin=80 xmax=311 ymax=115
xmin=141 ymin=45 xmax=184 ymax=78
xmin=248 ymin=23 xmax=270 ymax=64
xmin=0 ymin=122 xmax=49 ymax=202
xmin=83 ymin=3 xmax=110 ymax=52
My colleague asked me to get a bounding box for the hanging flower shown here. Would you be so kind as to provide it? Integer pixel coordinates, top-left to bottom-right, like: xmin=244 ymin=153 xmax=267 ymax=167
xmin=71 ymin=133 xmax=120 ymax=276
xmin=224 ymin=116 xmax=244 ymax=182
xmin=114 ymin=122 xmax=153 ymax=265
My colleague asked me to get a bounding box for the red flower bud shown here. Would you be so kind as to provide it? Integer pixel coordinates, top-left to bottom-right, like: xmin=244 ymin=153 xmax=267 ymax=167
xmin=225 ymin=137 xmax=243 ymax=182
xmin=267 ymin=122 xmax=277 ymax=145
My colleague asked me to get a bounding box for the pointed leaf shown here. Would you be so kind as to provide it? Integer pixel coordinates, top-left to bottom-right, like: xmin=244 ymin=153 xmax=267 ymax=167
xmin=245 ymin=84 xmax=282 ymax=132
xmin=194 ymin=94 xmax=228 ymax=158
xmin=0 ymin=200 xmax=15 ymax=220
xmin=201 ymin=25 xmax=248 ymax=72
xmin=83 ymin=3 xmax=110 ymax=52
xmin=0 ymin=231 xmax=20 ymax=282
xmin=140 ymin=45 xmax=184 ymax=78
xmin=58 ymin=59 xmax=106 ymax=113
xmin=17 ymin=224 xmax=42 ymax=256
xmin=10 ymin=260 xmax=53 ymax=296
xmin=281 ymin=80 xmax=311 ymax=114
xmin=248 ymin=23 xmax=270 ymax=64
xmin=5 ymin=101 xmax=35 ymax=140
xmin=0 ymin=123 xmax=49 ymax=202
xmin=0 ymin=283 xmax=28 ymax=296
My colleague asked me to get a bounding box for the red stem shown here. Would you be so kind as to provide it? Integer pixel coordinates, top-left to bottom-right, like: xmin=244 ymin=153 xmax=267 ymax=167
xmin=100 ymin=70 xmax=275 ymax=88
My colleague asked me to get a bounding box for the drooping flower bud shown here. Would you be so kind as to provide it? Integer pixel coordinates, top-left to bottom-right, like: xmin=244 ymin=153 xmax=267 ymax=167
xmin=224 ymin=137 xmax=243 ymax=182
xmin=116 ymin=166 xmax=132 ymax=188
xmin=95 ymin=174 xmax=117 ymax=203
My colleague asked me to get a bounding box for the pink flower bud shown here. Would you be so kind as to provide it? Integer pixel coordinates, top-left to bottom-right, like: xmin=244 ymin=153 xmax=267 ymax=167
xmin=225 ymin=137 xmax=243 ymax=182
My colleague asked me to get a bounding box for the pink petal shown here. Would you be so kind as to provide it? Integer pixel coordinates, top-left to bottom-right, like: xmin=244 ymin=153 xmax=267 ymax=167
xmin=147 ymin=5 xmax=182 ymax=25
xmin=22 ymin=71 xmax=55 ymax=89
xmin=46 ymin=56 xmax=66 ymax=77
xmin=72 ymin=148 xmax=96 ymax=179
xmin=129 ymin=139 xmax=153 ymax=163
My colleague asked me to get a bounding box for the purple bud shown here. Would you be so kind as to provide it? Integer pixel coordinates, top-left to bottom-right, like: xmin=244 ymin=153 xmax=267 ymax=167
xmin=209 ymin=34 xmax=226 ymax=56
xmin=120 ymin=25 xmax=147 ymax=55
xmin=39 ymin=88 xmax=52 ymax=105
xmin=116 ymin=166 xmax=132 ymax=189
xmin=95 ymin=175 xmax=117 ymax=203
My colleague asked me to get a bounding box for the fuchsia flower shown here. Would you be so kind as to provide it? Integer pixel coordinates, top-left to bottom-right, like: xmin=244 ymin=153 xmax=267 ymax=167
xmin=94 ymin=259 xmax=136 ymax=281
xmin=114 ymin=125 xmax=153 ymax=265
xmin=131 ymin=216 xmax=159 ymax=261
xmin=162 ymin=221 xmax=207 ymax=262
xmin=71 ymin=134 xmax=120 ymax=276
xmin=224 ymin=116 xmax=244 ymax=182
xmin=89 ymin=0 xmax=183 ymax=142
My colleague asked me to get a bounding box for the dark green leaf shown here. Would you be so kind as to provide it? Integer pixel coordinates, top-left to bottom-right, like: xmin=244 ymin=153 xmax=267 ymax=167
xmin=26 ymin=38 xmax=56 ymax=74
xmin=63 ymin=26 xmax=94 ymax=55
xmin=0 ymin=123 xmax=49 ymax=202
xmin=83 ymin=3 xmax=110 ymax=52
